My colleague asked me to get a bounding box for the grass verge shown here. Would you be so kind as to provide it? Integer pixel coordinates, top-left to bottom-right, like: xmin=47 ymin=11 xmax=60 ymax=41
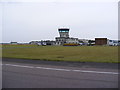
xmin=2 ymin=45 xmax=119 ymax=63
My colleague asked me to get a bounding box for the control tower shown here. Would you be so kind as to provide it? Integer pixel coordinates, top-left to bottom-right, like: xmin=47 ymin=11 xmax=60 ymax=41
xmin=58 ymin=28 xmax=69 ymax=38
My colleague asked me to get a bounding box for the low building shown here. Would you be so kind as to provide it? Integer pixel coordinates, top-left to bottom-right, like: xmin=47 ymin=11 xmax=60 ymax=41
xmin=29 ymin=40 xmax=56 ymax=46
xmin=29 ymin=41 xmax=41 ymax=45
xmin=55 ymin=37 xmax=68 ymax=45
xmin=95 ymin=38 xmax=108 ymax=45
xmin=66 ymin=38 xmax=79 ymax=44
xmin=10 ymin=42 xmax=18 ymax=45
xmin=42 ymin=40 xmax=56 ymax=45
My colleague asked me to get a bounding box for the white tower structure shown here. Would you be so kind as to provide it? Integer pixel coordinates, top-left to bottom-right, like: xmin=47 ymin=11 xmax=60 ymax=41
xmin=58 ymin=28 xmax=69 ymax=38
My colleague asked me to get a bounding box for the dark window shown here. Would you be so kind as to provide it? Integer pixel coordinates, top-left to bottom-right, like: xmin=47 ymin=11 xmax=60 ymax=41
xmin=113 ymin=41 xmax=118 ymax=43
xmin=109 ymin=40 xmax=112 ymax=42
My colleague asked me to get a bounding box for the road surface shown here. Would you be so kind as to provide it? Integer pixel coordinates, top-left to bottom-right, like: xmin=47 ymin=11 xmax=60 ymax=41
xmin=2 ymin=58 xmax=119 ymax=88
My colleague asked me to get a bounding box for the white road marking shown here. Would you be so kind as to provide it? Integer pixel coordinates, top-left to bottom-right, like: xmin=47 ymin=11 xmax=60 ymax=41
xmin=36 ymin=67 xmax=71 ymax=71
xmin=72 ymin=70 xmax=118 ymax=74
xmin=2 ymin=64 xmax=119 ymax=75
xmin=4 ymin=64 xmax=34 ymax=68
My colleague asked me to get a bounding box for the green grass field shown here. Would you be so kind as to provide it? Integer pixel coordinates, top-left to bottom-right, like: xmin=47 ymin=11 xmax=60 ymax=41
xmin=2 ymin=44 xmax=119 ymax=63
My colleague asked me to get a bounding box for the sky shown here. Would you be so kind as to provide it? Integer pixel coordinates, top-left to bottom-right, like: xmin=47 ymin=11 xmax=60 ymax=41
xmin=0 ymin=0 xmax=119 ymax=43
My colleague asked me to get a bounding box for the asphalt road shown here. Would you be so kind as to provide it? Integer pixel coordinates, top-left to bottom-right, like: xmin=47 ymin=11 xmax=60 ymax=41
xmin=2 ymin=58 xmax=119 ymax=88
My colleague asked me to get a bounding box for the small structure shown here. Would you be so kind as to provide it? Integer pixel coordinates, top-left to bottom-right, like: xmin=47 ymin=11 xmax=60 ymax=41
xmin=29 ymin=41 xmax=41 ymax=45
xmin=29 ymin=40 xmax=56 ymax=46
xmin=42 ymin=40 xmax=56 ymax=45
xmin=95 ymin=38 xmax=108 ymax=45
xmin=10 ymin=42 xmax=18 ymax=45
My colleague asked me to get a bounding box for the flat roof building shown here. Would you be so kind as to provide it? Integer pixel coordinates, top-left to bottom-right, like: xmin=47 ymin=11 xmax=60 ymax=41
xmin=95 ymin=38 xmax=108 ymax=45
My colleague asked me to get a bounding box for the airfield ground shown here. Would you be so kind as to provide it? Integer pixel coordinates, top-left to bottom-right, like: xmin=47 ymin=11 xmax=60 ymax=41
xmin=2 ymin=45 xmax=119 ymax=63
